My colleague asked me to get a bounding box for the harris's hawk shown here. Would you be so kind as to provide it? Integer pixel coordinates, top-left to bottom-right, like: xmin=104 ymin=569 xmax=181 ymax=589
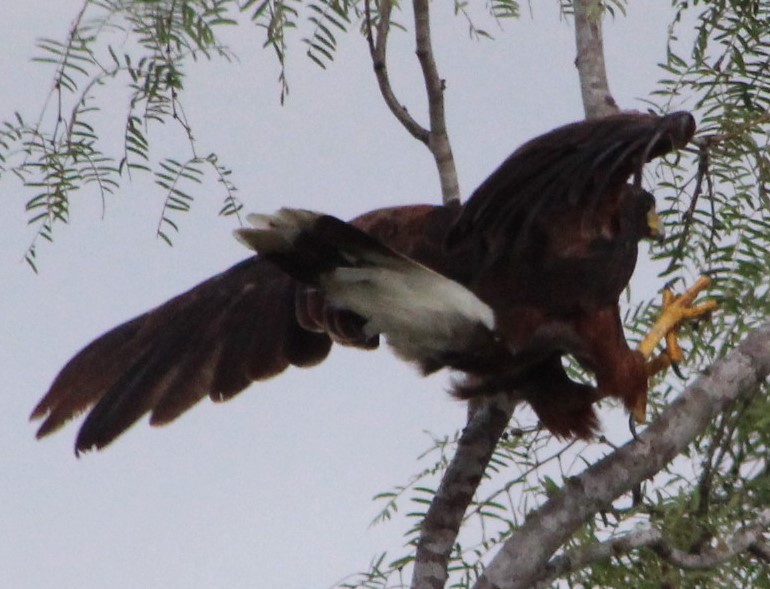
xmin=30 ymin=111 xmax=715 ymax=453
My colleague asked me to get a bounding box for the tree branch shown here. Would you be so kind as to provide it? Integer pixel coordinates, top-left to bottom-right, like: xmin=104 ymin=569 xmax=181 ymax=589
xmin=651 ymin=508 xmax=770 ymax=570
xmin=410 ymin=395 xmax=518 ymax=589
xmin=533 ymin=527 xmax=664 ymax=587
xmin=364 ymin=0 xmax=430 ymax=145
xmin=573 ymin=0 xmax=619 ymax=119
xmin=470 ymin=322 xmax=770 ymax=589
xmin=412 ymin=0 xmax=460 ymax=203
xmin=534 ymin=509 xmax=770 ymax=586
xmin=363 ymin=0 xmax=460 ymax=203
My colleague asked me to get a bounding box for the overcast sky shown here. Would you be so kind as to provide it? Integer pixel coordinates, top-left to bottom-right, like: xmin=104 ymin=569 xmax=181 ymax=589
xmin=1 ymin=3 xmax=685 ymax=589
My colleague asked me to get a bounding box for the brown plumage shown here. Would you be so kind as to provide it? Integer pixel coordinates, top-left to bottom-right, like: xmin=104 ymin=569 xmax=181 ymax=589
xmin=31 ymin=111 xmax=696 ymax=452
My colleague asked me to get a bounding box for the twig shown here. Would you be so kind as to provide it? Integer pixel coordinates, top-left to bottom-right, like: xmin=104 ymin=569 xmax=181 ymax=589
xmin=470 ymin=321 xmax=770 ymax=589
xmin=664 ymin=139 xmax=712 ymax=274
xmin=695 ymin=111 xmax=770 ymax=148
xmin=410 ymin=394 xmax=517 ymax=589
xmin=364 ymin=0 xmax=460 ymax=203
xmin=696 ymin=392 xmax=755 ymax=517
xmin=533 ymin=527 xmax=663 ymax=587
xmin=49 ymin=1 xmax=90 ymax=145
xmin=573 ymin=0 xmax=619 ymax=119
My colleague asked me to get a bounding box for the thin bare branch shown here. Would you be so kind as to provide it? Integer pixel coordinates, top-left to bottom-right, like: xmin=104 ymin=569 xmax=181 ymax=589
xmin=664 ymin=139 xmax=713 ymax=274
xmin=410 ymin=395 xmax=518 ymax=589
xmin=573 ymin=0 xmax=619 ymax=119
xmin=692 ymin=111 xmax=770 ymax=148
xmin=470 ymin=322 xmax=770 ymax=589
xmin=412 ymin=0 xmax=460 ymax=204
xmin=364 ymin=0 xmax=429 ymax=145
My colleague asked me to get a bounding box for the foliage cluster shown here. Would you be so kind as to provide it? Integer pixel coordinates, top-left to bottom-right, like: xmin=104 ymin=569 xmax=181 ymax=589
xmin=0 ymin=0 xmax=519 ymax=269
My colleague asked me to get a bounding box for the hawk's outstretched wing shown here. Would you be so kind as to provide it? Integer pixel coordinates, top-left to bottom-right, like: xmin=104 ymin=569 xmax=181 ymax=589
xmin=30 ymin=258 xmax=332 ymax=451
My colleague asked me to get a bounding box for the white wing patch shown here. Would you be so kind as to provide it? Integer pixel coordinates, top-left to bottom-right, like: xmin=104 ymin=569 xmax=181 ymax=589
xmin=325 ymin=261 xmax=495 ymax=364
xmin=235 ymin=207 xmax=497 ymax=367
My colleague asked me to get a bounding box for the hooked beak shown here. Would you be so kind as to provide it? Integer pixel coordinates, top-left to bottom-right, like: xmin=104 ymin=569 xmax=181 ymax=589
xmin=646 ymin=208 xmax=665 ymax=242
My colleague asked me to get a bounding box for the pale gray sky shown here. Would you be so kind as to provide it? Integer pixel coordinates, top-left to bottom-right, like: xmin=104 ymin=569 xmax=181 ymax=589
xmin=1 ymin=3 xmax=682 ymax=589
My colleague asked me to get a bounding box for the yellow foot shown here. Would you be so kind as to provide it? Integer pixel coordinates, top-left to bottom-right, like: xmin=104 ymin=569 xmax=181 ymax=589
xmin=631 ymin=276 xmax=717 ymax=423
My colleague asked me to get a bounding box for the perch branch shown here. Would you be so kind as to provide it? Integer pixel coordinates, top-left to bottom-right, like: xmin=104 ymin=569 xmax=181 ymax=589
xmin=470 ymin=321 xmax=770 ymax=589
xmin=410 ymin=395 xmax=518 ymax=589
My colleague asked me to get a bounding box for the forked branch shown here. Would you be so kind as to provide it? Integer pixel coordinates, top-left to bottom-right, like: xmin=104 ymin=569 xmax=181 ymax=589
xmin=412 ymin=0 xmax=459 ymax=203
xmin=364 ymin=0 xmax=460 ymax=204
xmin=364 ymin=0 xmax=429 ymax=145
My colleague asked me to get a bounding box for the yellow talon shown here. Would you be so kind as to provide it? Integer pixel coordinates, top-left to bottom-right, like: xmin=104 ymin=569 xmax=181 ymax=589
xmin=631 ymin=275 xmax=717 ymax=423
xmin=638 ymin=276 xmax=716 ymax=361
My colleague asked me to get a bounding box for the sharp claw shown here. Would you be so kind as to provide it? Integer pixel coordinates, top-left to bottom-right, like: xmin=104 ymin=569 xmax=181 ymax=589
xmin=628 ymin=414 xmax=641 ymax=440
xmin=665 ymin=327 xmax=684 ymax=364
xmin=671 ymin=362 xmax=685 ymax=380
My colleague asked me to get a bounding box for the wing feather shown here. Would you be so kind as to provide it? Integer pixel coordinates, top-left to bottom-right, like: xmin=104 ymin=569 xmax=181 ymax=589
xmin=31 ymin=257 xmax=333 ymax=452
xmin=447 ymin=111 xmax=695 ymax=258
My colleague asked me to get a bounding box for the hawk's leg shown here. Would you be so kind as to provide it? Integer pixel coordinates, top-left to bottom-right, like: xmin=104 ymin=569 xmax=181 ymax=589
xmin=631 ymin=276 xmax=717 ymax=423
